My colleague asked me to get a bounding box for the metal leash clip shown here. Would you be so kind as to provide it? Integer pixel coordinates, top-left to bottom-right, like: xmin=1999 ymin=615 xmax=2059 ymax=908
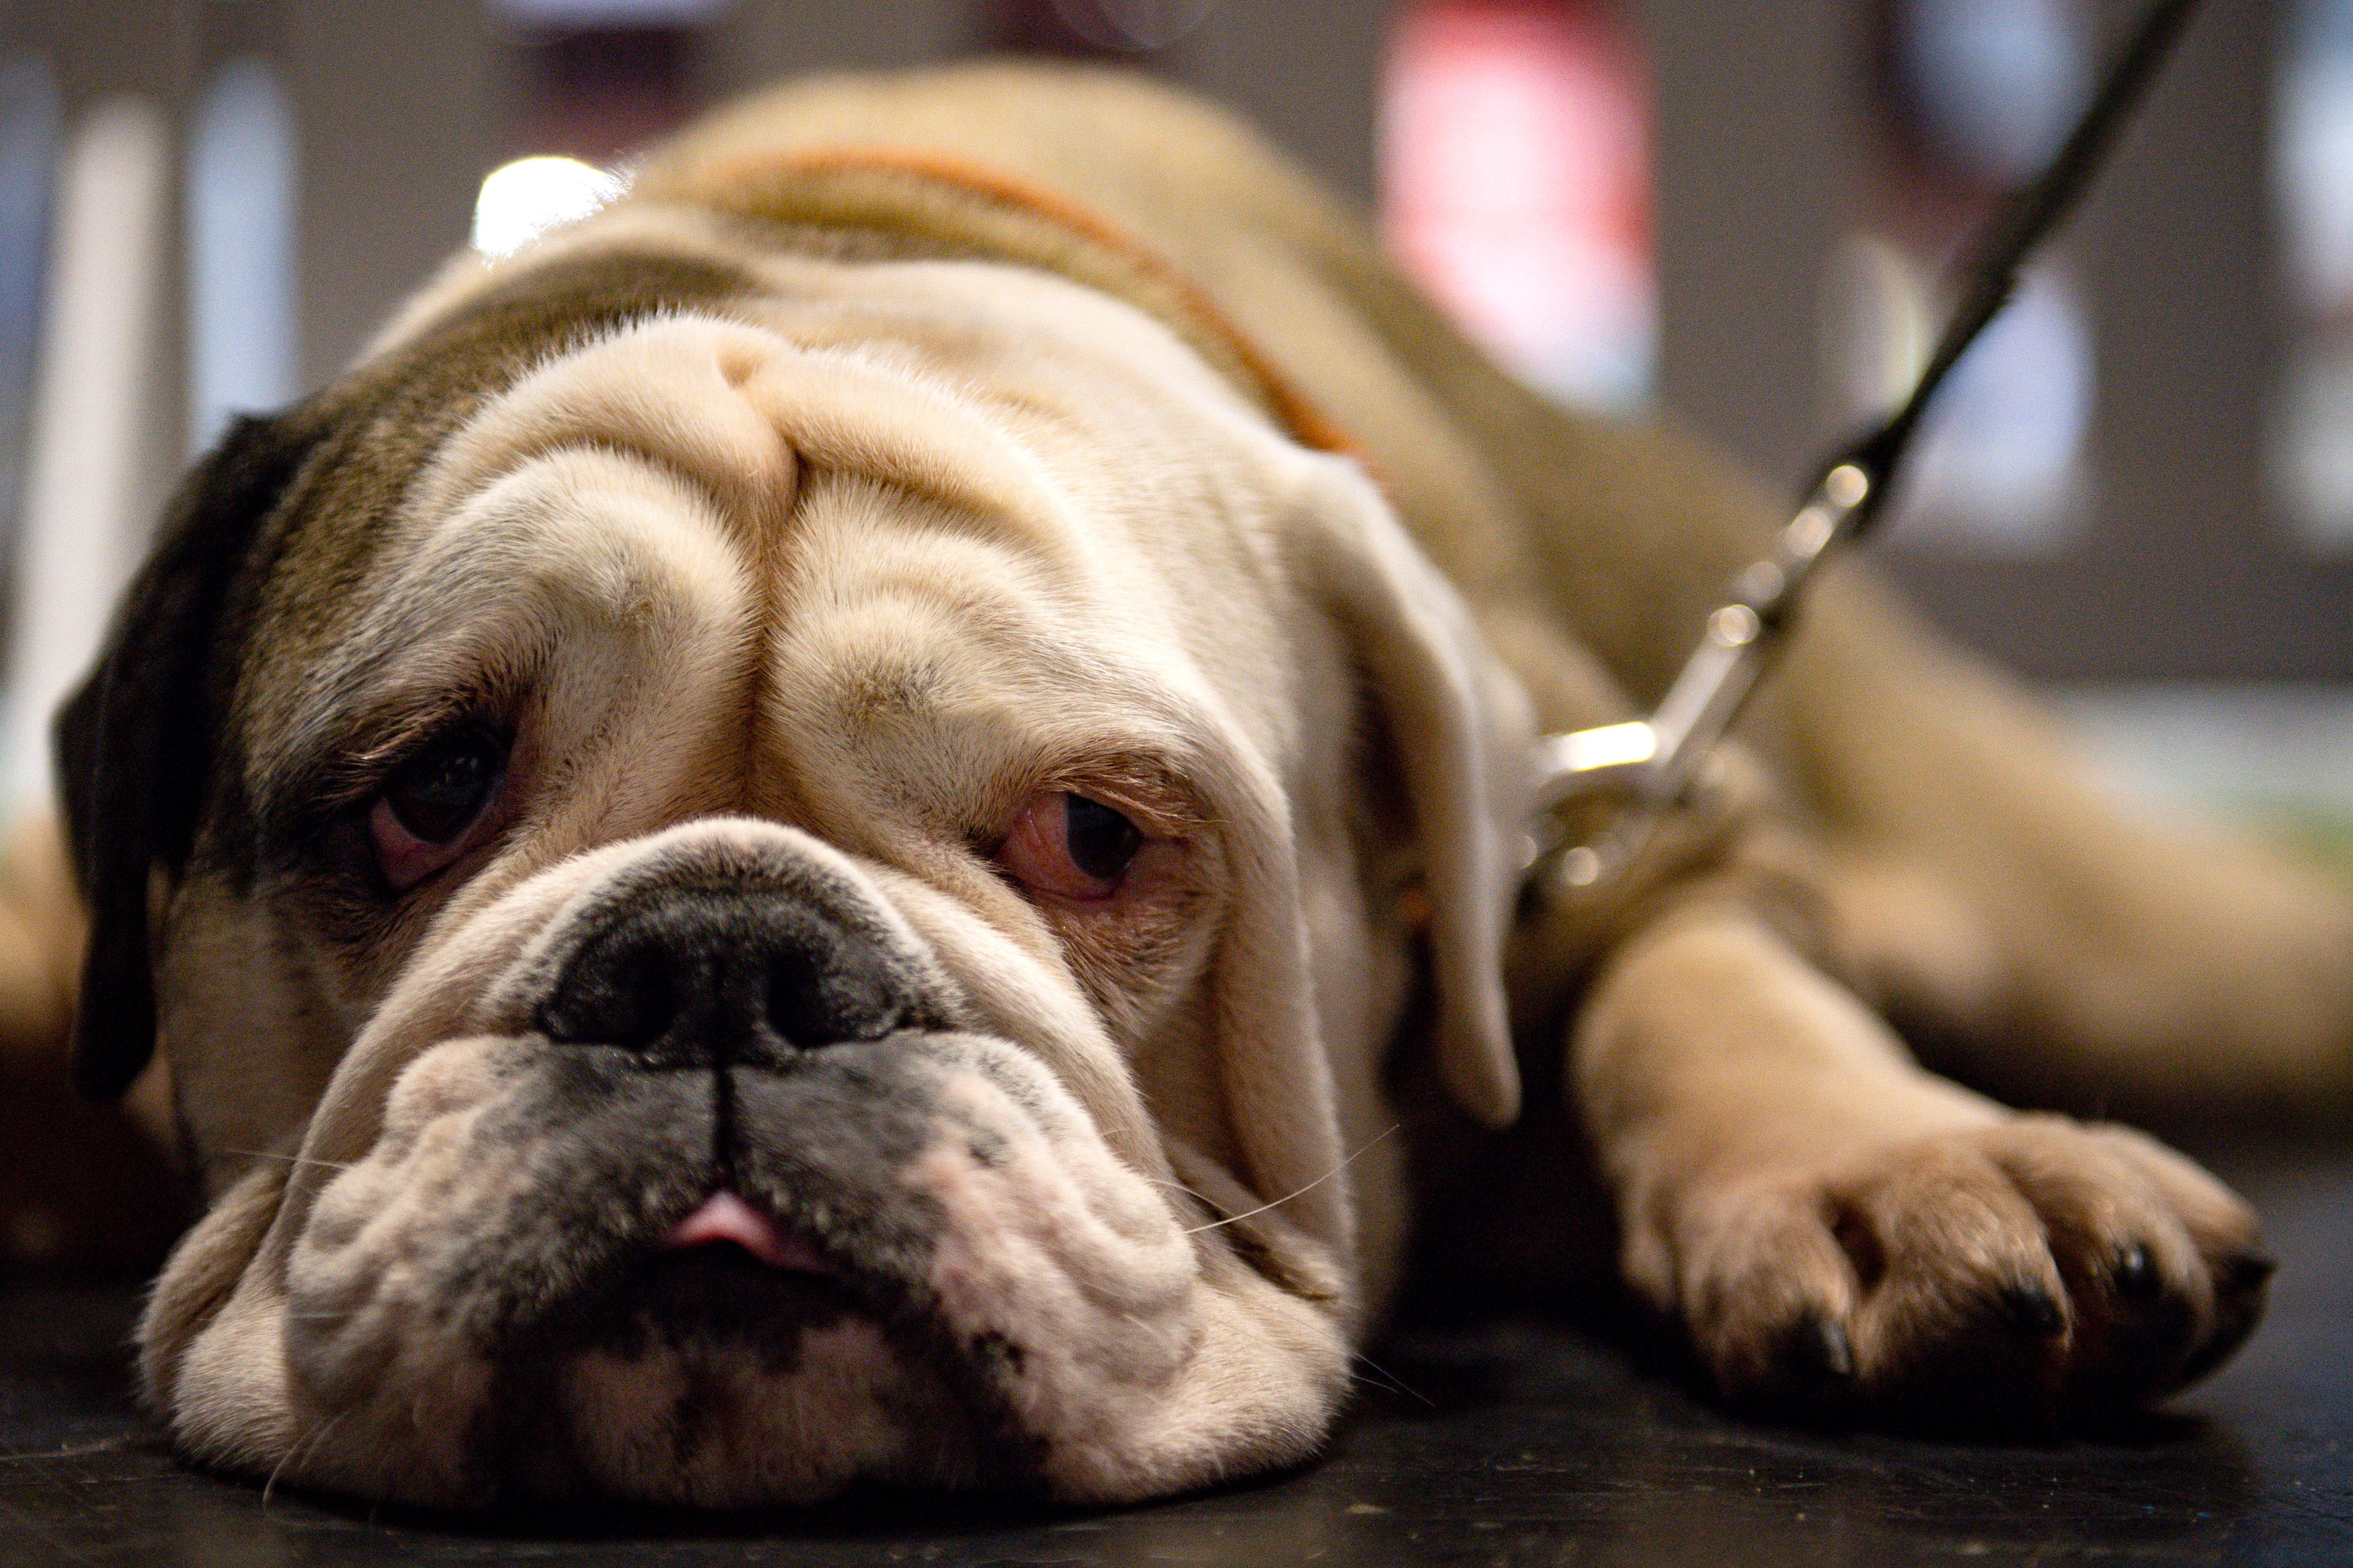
xmin=1519 ymin=0 xmax=2201 ymax=903
xmin=1527 ymin=458 xmax=1875 ymax=895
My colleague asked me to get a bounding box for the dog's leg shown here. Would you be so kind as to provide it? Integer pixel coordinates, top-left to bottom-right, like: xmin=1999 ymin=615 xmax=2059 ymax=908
xmin=1574 ymin=889 xmax=2272 ymax=1426
xmin=1780 ymin=579 xmax=2353 ymax=1124
xmin=0 ymin=811 xmax=184 ymax=1270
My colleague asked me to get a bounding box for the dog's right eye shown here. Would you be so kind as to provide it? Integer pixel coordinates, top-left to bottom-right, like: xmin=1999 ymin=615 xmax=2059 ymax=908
xmin=369 ymin=723 xmax=510 ymax=891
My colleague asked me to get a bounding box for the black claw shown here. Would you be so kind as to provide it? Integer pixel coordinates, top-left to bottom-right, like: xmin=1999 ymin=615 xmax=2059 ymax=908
xmin=1780 ymin=1313 xmax=1856 ymax=1387
xmin=2220 ymin=1252 xmax=2278 ymax=1294
xmin=2112 ymin=1242 xmax=2161 ymax=1298
xmin=1997 ymin=1280 xmax=2067 ymax=1335
xmin=1813 ymin=1317 xmax=1856 ymax=1380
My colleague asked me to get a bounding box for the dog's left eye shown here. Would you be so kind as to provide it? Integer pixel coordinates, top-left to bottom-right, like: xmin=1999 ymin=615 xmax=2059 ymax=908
xmin=368 ymin=723 xmax=510 ymax=891
xmin=998 ymin=792 xmax=1144 ymax=901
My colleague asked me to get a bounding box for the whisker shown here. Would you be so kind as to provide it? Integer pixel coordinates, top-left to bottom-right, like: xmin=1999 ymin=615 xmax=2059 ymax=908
xmin=1181 ymin=1124 xmax=1401 ymax=1235
xmin=1140 ymin=1176 xmax=1214 ymax=1201
xmin=264 ymin=1409 xmax=347 ymax=1508
xmin=1140 ymin=1175 xmax=1228 ymax=1225
xmin=1353 ymin=1351 xmax=1435 ymax=1407
xmin=222 ymin=1147 xmax=355 ymax=1173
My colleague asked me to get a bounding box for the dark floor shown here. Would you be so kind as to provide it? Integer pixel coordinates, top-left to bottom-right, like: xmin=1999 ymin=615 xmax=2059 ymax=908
xmin=3 ymin=1147 xmax=2349 ymax=1567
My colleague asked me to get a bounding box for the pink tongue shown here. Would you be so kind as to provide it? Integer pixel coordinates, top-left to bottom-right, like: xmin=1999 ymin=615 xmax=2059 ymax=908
xmin=662 ymin=1192 xmax=835 ymax=1274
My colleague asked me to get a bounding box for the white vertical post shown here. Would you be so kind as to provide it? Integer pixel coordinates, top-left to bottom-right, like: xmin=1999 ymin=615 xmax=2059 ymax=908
xmin=3 ymin=94 xmax=170 ymax=809
xmin=187 ymin=54 xmax=297 ymax=455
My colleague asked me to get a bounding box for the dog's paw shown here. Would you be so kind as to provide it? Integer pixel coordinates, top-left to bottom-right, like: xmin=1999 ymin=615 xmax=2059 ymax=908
xmin=1661 ymin=1115 xmax=2272 ymax=1432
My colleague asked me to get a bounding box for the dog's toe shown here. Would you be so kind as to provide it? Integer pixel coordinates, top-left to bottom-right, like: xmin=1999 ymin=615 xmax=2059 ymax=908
xmin=1667 ymin=1116 xmax=2267 ymax=1433
xmin=1983 ymin=1117 xmax=2267 ymax=1409
xmin=1670 ymin=1188 xmax=1865 ymax=1420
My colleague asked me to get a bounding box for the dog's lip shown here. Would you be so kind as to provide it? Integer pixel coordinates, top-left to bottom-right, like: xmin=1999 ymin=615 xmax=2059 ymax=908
xmin=661 ymin=1190 xmax=838 ymax=1276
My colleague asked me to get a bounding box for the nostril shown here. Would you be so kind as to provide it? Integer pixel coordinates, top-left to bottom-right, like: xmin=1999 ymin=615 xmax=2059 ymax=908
xmin=608 ymin=945 xmax=681 ymax=1050
xmin=540 ymin=937 xmax=683 ymax=1048
xmin=767 ymin=950 xmax=897 ymax=1047
xmin=766 ymin=950 xmax=824 ymax=1047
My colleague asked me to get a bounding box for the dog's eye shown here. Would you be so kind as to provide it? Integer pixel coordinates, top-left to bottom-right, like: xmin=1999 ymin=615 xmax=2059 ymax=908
xmin=1066 ymin=795 xmax=1144 ymax=878
xmin=385 ymin=726 xmax=504 ymax=841
xmin=998 ymin=792 xmax=1144 ymax=901
xmin=369 ymin=723 xmax=509 ymax=891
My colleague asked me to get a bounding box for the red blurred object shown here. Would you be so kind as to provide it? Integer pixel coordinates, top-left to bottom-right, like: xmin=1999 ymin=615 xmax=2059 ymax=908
xmin=1381 ymin=0 xmax=1654 ymax=407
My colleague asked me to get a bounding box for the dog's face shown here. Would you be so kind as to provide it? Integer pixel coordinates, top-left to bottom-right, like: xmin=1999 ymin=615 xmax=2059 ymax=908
xmin=61 ymin=230 xmax=1530 ymax=1505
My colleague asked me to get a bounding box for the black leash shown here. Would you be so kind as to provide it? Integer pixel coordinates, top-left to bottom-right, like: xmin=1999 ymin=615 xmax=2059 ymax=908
xmin=1525 ymin=0 xmax=2206 ymax=892
xmin=1849 ymin=0 xmax=2201 ymax=524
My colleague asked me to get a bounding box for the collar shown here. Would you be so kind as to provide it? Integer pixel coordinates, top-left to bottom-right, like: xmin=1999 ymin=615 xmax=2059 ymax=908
xmin=622 ymin=145 xmax=1360 ymax=460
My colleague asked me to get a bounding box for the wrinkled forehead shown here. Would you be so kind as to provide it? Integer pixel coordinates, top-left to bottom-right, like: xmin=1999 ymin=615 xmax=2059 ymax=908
xmin=237 ymin=289 xmax=1310 ymax=802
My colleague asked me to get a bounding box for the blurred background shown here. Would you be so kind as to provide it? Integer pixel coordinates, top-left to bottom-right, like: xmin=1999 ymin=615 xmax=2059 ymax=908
xmin=0 ymin=0 xmax=2345 ymax=831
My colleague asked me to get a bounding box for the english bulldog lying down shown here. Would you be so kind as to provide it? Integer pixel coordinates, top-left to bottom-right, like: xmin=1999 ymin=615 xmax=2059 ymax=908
xmin=32 ymin=62 xmax=2353 ymax=1507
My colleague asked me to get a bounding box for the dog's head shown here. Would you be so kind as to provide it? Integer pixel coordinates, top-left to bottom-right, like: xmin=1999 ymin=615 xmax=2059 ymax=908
xmin=58 ymin=223 xmax=1531 ymax=1505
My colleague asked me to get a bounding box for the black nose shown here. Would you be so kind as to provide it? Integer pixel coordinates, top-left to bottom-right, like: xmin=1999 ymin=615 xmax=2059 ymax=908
xmin=535 ymin=884 xmax=922 ymax=1067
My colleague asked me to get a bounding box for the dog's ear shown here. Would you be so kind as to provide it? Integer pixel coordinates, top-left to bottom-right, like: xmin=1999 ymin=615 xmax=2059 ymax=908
xmin=55 ymin=412 xmax=317 ymax=1102
xmin=1289 ymin=454 xmax=1531 ymax=1128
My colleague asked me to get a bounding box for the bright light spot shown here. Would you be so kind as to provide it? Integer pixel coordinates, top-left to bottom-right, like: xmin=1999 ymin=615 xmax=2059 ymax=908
xmin=471 ymin=156 xmax=622 ymax=258
xmin=1560 ymin=720 xmax=1657 ymax=774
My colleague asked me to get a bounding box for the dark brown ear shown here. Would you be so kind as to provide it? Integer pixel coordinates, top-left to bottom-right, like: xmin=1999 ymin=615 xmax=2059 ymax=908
xmin=54 ymin=411 xmax=319 ymax=1102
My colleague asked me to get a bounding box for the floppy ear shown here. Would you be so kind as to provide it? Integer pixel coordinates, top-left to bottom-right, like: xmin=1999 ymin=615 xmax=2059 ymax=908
xmin=54 ymin=412 xmax=318 ymax=1102
xmin=1289 ymin=454 xmax=1531 ymax=1128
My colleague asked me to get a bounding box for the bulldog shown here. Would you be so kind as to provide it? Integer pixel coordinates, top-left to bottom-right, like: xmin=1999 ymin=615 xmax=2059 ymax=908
xmin=30 ymin=63 xmax=2352 ymax=1507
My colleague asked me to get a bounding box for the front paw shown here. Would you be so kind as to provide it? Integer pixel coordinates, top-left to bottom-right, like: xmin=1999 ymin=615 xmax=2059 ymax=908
xmin=1650 ymin=1116 xmax=2272 ymax=1432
